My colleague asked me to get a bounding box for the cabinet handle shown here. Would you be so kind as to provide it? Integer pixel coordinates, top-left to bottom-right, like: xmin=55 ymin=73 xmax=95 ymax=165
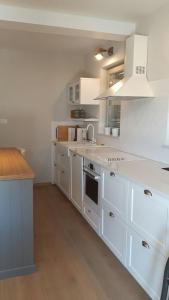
xmin=109 ymin=211 xmax=115 ymax=218
xmin=144 ymin=189 xmax=152 ymax=197
xmin=61 ymin=154 xmax=65 ymax=157
xmin=110 ymin=172 xmax=115 ymax=177
xmin=73 ymin=154 xmax=76 ymax=157
xmin=62 ymin=170 xmax=64 ymax=174
xmin=87 ymin=209 xmax=91 ymax=213
xmin=142 ymin=241 xmax=150 ymax=249
xmin=54 ymin=163 xmax=56 ymax=167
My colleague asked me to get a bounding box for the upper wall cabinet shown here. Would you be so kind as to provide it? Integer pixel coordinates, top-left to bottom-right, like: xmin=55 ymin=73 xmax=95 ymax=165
xmin=67 ymin=78 xmax=100 ymax=105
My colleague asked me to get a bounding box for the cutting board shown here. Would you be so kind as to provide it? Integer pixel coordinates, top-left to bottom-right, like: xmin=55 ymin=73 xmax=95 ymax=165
xmin=57 ymin=125 xmax=78 ymax=141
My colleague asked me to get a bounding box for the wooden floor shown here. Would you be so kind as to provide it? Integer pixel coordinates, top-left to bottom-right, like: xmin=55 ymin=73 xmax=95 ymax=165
xmin=0 ymin=185 xmax=150 ymax=300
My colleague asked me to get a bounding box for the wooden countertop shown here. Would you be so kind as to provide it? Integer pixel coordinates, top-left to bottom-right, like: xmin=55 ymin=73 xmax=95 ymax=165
xmin=0 ymin=148 xmax=34 ymax=180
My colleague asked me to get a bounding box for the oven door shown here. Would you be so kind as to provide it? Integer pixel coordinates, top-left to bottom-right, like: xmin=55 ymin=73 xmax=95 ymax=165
xmin=83 ymin=167 xmax=100 ymax=214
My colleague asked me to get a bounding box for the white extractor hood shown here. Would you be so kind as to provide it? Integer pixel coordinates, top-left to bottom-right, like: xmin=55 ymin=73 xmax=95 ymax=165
xmin=95 ymin=34 xmax=154 ymax=100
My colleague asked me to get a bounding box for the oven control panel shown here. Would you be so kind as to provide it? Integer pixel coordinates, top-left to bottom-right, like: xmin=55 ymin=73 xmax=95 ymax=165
xmin=84 ymin=158 xmax=101 ymax=174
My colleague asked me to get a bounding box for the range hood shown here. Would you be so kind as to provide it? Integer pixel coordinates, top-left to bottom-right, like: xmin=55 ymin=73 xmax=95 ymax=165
xmin=95 ymin=34 xmax=153 ymax=100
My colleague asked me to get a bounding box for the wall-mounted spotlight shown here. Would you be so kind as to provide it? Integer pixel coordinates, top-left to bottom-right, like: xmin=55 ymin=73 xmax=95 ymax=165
xmin=94 ymin=46 xmax=114 ymax=61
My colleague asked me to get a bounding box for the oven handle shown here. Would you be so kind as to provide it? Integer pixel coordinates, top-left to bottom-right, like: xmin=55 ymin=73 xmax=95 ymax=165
xmin=83 ymin=167 xmax=100 ymax=180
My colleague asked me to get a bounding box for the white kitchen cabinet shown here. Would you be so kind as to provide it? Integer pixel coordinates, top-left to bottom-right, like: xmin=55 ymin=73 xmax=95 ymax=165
xmin=127 ymin=228 xmax=166 ymax=300
xmin=101 ymin=200 xmax=127 ymax=264
xmin=83 ymin=201 xmax=100 ymax=235
xmin=53 ymin=147 xmax=169 ymax=300
xmin=59 ymin=169 xmax=69 ymax=198
xmin=67 ymin=78 xmax=100 ymax=105
xmin=126 ymin=182 xmax=169 ymax=299
xmin=67 ymin=84 xmax=74 ymax=104
xmin=54 ymin=143 xmax=70 ymax=198
xmin=103 ymin=170 xmax=129 ymax=220
xmin=70 ymin=152 xmax=83 ymax=212
xmin=128 ymin=182 xmax=169 ymax=255
xmin=102 ymin=169 xmax=169 ymax=299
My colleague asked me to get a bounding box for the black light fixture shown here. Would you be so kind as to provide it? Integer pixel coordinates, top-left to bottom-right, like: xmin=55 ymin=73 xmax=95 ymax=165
xmin=94 ymin=46 xmax=114 ymax=61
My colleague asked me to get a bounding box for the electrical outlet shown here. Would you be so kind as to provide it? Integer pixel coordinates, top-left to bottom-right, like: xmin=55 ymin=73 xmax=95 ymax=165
xmin=0 ymin=118 xmax=8 ymax=124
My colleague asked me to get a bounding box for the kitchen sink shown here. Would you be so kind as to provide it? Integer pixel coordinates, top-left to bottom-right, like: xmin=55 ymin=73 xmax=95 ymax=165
xmin=92 ymin=150 xmax=145 ymax=163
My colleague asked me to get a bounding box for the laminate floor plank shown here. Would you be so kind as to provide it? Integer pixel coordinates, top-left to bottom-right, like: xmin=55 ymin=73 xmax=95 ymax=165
xmin=0 ymin=185 xmax=150 ymax=300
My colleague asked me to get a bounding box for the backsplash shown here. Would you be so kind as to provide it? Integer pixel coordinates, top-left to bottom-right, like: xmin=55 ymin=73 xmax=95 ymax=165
xmin=97 ymin=88 xmax=169 ymax=164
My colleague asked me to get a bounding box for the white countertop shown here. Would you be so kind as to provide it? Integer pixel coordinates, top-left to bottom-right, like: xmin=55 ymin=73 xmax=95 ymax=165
xmin=52 ymin=140 xmax=107 ymax=149
xmin=55 ymin=141 xmax=169 ymax=199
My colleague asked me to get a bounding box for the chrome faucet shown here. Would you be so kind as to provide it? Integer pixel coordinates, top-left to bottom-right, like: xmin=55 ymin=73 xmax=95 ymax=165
xmin=86 ymin=123 xmax=96 ymax=144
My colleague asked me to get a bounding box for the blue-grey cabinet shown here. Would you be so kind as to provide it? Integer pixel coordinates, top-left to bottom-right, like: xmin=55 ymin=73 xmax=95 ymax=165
xmin=0 ymin=179 xmax=35 ymax=279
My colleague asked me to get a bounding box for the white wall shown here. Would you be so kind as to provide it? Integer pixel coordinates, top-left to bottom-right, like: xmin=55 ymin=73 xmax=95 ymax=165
xmin=84 ymin=4 xmax=169 ymax=164
xmin=137 ymin=3 xmax=169 ymax=81
xmin=0 ymin=49 xmax=84 ymax=182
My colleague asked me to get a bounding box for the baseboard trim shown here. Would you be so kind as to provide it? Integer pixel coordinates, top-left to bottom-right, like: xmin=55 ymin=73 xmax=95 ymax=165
xmin=0 ymin=264 xmax=36 ymax=280
xmin=34 ymin=182 xmax=51 ymax=187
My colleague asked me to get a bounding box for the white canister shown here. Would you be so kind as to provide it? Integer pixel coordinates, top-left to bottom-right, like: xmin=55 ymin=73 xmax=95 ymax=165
xmin=112 ymin=128 xmax=119 ymax=137
xmin=77 ymin=128 xmax=83 ymax=142
xmin=81 ymin=128 xmax=87 ymax=141
xmin=104 ymin=127 xmax=111 ymax=135
xmin=68 ymin=128 xmax=76 ymax=141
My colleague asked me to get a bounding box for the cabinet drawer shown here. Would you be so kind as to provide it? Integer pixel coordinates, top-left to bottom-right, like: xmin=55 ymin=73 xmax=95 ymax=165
xmin=83 ymin=202 xmax=100 ymax=235
xmin=127 ymin=229 xmax=166 ymax=300
xmin=129 ymin=183 xmax=169 ymax=253
xmin=55 ymin=145 xmax=69 ymax=168
xmin=103 ymin=170 xmax=129 ymax=219
xmin=101 ymin=201 xmax=127 ymax=264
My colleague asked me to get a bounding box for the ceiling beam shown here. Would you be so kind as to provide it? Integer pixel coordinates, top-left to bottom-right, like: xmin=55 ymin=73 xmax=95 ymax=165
xmin=0 ymin=5 xmax=136 ymax=40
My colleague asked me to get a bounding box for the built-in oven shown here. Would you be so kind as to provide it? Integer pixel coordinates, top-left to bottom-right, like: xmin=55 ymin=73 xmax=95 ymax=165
xmin=83 ymin=158 xmax=101 ymax=215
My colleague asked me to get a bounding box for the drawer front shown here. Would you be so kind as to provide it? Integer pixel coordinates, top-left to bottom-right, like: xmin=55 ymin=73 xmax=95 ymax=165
xmin=101 ymin=201 xmax=127 ymax=264
xmin=103 ymin=170 xmax=128 ymax=219
xmin=83 ymin=202 xmax=100 ymax=235
xmin=59 ymin=154 xmax=69 ymax=168
xmin=127 ymin=229 xmax=166 ymax=300
xmin=129 ymin=183 xmax=169 ymax=253
xmin=55 ymin=145 xmax=69 ymax=168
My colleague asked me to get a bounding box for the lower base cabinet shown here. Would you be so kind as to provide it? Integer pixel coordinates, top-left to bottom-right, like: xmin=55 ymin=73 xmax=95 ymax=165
xmin=55 ymin=166 xmax=70 ymax=198
xmin=54 ymin=143 xmax=70 ymax=198
xmin=101 ymin=201 xmax=127 ymax=265
xmin=0 ymin=179 xmax=35 ymax=279
xmin=83 ymin=202 xmax=100 ymax=235
xmin=127 ymin=229 xmax=166 ymax=300
xmin=54 ymin=148 xmax=169 ymax=300
xmin=60 ymin=169 xmax=69 ymax=198
xmin=70 ymin=153 xmax=83 ymax=212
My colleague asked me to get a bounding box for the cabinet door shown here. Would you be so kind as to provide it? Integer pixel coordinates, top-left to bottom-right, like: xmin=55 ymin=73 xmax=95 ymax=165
xmin=103 ymin=170 xmax=129 ymax=220
xmin=74 ymin=81 xmax=80 ymax=104
xmin=127 ymin=229 xmax=166 ymax=300
xmin=80 ymin=78 xmax=100 ymax=105
xmin=128 ymin=183 xmax=169 ymax=254
xmin=101 ymin=201 xmax=127 ymax=264
xmin=83 ymin=202 xmax=100 ymax=235
xmin=67 ymin=84 xmax=74 ymax=104
xmin=60 ymin=169 xmax=69 ymax=198
xmin=55 ymin=166 xmax=60 ymax=186
xmin=70 ymin=153 xmax=83 ymax=212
